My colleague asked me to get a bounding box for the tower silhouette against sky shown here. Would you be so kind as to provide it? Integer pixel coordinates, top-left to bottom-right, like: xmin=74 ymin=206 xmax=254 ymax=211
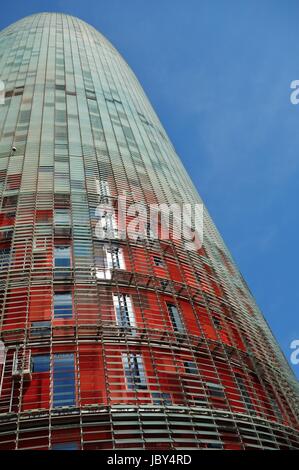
xmin=0 ymin=13 xmax=298 ymax=450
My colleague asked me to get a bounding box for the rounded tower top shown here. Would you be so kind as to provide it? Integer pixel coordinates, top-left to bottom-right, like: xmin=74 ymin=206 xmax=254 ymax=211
xmin=0 ymin=12 xmax=117 ymax=51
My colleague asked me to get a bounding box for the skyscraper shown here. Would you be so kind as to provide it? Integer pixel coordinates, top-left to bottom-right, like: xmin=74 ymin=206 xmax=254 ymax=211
xmin=0 ymin=12 xmax=298 ymax=450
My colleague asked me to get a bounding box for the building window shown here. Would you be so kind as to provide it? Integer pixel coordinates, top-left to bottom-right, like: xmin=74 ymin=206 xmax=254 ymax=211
xmin=54 ymin=245 xmax=71 ymax=268
xmin=235 ymin=375 xmax=254 ymax=411
xmin=184 ymin=361 xmax=198 ymax=374
xmin=269 ymin=395 xmax=283 ymax=421
xmin=54 ymin=291 xmax=73 ymax=318
xmin=31 ymin=321 xmax=51 ymax=337
xmin=93 ymin=243 xmax=125 ymax=280
xmin=106 ymin=246 xmax=125 ymax=270
xmin=96 ymin=179 xmax=111 ymax=203
xmin=2 ymin=195 xmax=18 ymax=209
xmin=153 ymin=256 xmax=163 ymax=267
xmin=96 ymin=209 xmax=117 ymax=239
xmin=52 ymin=442 xmax=79 ymax=450
xmin=166 ymin=303 xmax=184 ymax=332
xmin=0 ymin=341 xmax=4 ymax=365
xmin=54 ymin=208 xmax=71 ymax=225
xmin=152 ymin=392 xmax=172 ymax=405
xmin=0 ymin=247 xmax=10 ymax=270
xmin=212 ymin=315 xmax=222 ymax=330
xmin=53 ymin=353 xmax=75 ymax=407
xmin=36 ymin=210 xmax=52 ymax=224
xmin=33 ymin=237 xmax=47 ymax=252
xmin=207 ymin=442 xmax=223 ymax=449
xmin=113 ymin=294 xmax=135 ymax=328
xmin=160 ymin=280 xmax=168 ymax=289
xmin=206 ymin=382 xmax=225 ymax=399
xmin=93 ymin=244 xmax=109 ymax=279
xmin=122 ymin=353 xmax=147 ymax=390
xmin=146 ymin=222 xmax=156 ymax=239
xmin=32 ymin=355 xmax=50 ymax=373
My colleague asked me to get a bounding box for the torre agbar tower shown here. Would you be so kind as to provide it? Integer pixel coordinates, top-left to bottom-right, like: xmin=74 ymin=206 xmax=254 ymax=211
xmin=0 ymin=13 xmax=297 ymax=451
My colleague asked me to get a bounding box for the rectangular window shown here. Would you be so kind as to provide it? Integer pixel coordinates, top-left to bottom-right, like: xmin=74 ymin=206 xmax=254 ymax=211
xmin=167 ymin=303 xmax=184 ymax=332
xmin=52 ymin=442 xmax=79 ymax=450
xmin=146 ymin=222 xmax=156 ymax=239
xmin=152 ymin=392 xmax=172 ymax=405
xmin=54 ymin=245 xmax=71 ymax=268
xmin=235 ymin=375 xmax=254 ymax=411
xmin=54 ymin=208 xmax=71 ymax=225
xmin=113 ymin=294 xmax=135 ymax=328
xmin=0 ymin=341 xmax=4 ymax=365
xmin=96 ymin=179 xmax=111 ymax=202
xmin=153 ymin=256 xmax=163 ymax=267
xmin=122 ymin=353 xmax=147 ymax=390
xmin=184 ymin=361 xmax=198 ymax=374
xmin=94 ymin=244 xmax=109 ymax=278
xmin=94 ymin=245 xmax=125 ymax=279
xmin=207 ymin=443 xmax=223 ymax=449
xmin=106 ymin=246 xmax=125 ymax=270
xmin=206 ymin=382 xmax=225 ymax=398
xmin=2 ymin=195 xmax=18 ymax=208
xmin=32 ymin=355 xmax=50 ymax=373
xmin=0 ymin=248 xmax=10 ymax=270
xmin=212 ymin=315 xmax=222 ymax=330
xmin=53 ymin=353 xmax=75 ymax=407
xmin=269 ymin=396 xmax=282 ymax=420
xmin=31 ymin=321 xmax=51 ymax=337
xmin=54 ymin=291 xmax=73 ymax=318
xmin=100 ymin=212 xmax=117 ymax=238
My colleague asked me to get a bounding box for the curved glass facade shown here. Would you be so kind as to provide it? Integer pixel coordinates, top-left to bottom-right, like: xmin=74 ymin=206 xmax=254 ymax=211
xmin=0 ymin=13 xmax=298 ymax=450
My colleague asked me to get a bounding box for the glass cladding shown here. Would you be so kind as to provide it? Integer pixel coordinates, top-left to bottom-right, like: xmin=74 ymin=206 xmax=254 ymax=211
xmin=0 ymin=13 xmax=298 ymax=450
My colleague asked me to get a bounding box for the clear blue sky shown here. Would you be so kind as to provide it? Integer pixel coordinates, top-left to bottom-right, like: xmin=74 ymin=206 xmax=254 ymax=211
xmin=0 ymin=0 xmax=298 ymax=378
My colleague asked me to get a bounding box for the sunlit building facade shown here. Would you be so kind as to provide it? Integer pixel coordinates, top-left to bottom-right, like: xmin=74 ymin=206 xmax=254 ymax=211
xmin=0 ymin=13 xmax=298 ymax=450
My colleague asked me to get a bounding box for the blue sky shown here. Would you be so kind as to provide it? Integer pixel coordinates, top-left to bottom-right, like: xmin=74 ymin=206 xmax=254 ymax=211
xmin=0 ymin=0 xmax=298 ymax=378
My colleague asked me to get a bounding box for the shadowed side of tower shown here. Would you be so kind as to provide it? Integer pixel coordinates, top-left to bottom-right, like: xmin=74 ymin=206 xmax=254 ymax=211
xmin=0 ymin=13 xmax=298 ymax=450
